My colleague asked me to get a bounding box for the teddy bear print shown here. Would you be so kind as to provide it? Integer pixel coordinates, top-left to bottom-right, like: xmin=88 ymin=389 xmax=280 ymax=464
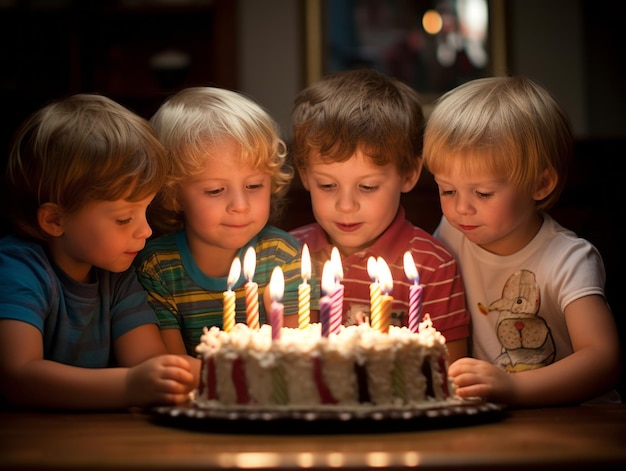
xmin=488 ymin=270 xmax=555 ymax=372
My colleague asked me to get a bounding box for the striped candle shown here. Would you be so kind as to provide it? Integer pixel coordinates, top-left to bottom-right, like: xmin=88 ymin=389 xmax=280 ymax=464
xmin=403 ymin=251 xmax=423 ymax=333
xmin=298 ymin=244 xmax=311 ymax=329
xmin=243 ymin=247 xmax=260 ymax=330
xmin=329 ymin=247 xmax=344 ymax=335
xmin=320 ymin=260 xmax=333 ymax=337
xmin=268 ymin=266 xmax=284 ymax=340
xmin=223 ymin=257 xmax=241 ymax=332
xmin=377 ymin=257 xmax=393 ymax=334
xmin=367 ymin=256 xmax=381 ymax=330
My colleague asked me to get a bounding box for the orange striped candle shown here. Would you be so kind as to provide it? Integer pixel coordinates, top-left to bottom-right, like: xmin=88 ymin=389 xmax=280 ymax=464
xmin=223 ymin=257 xmax=241 ymax=332
xmin=298 ymin=244 xmax=311 ymax=329
xmin=243 ymin=247 xmax=259 ymax=330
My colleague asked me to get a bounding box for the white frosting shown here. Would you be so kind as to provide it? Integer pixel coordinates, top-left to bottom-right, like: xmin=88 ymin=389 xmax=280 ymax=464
xmin=194 ymin=314 xmax=454 ymax=408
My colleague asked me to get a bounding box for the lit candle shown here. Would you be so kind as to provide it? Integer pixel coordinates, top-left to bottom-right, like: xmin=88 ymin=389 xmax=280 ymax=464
xmin=329 ymin=247 xmax=344 ymax=332
xmin=223 ymin=257 xmax=241 ymax=332
xmin=367 ymin=256 xmax=381 ymax=329
xmin=243 ymin=246 xmax=260 ymax=330
xmin=377 ymin=257 xmax=393 ymax=334
xmin=298 ymin=244 xmax=311 ymax=329
xmin=319 ymin=260 xmax=334 ymax=337
xmin=403 ymin=251 xmax=424 ymax=333
xmin=268 ymin=266 xmax=284 ymax=340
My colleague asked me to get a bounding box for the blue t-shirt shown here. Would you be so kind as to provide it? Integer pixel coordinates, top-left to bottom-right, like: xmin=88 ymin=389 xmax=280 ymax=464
xmin=0 ymin=235 xmax=159 ymax=367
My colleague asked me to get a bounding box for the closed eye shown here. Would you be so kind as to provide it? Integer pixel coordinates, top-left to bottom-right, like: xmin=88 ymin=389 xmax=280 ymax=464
xmin=116 ymin=218 xmax=132 ymax=225
xmin=205 ymin=188 xmax=225 ymax=196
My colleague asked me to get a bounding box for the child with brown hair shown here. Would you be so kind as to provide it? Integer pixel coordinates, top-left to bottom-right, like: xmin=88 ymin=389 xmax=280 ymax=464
xmin=289 ymin=68 xmax=469 ymax=362
xmin=0 ymin=94 xmax=195 ymax=410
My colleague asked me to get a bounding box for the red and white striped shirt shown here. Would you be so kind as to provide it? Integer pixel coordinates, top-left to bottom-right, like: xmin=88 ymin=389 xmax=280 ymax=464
xmin=290 ymin=208 xmax=469 ymax=342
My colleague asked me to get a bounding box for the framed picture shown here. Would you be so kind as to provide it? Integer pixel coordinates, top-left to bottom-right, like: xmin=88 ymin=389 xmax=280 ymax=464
xmin=305 ymin=0 xmax=507 ymax=105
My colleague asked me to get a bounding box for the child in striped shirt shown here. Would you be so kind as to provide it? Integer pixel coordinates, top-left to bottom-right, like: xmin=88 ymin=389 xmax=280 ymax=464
xmin=135 ymin=87 xmax=319 ymax=358
xmin=289 ymin=68 xmax=469 ymax=362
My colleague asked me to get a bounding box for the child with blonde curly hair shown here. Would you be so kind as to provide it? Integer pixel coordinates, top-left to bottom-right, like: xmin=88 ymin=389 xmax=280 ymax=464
xmin=136 ymin=87 xmax=319 ymax=358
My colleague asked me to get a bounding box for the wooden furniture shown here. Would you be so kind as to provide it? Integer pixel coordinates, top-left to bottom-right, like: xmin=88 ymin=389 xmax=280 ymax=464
xmin=1 ymin=403 xmax=624 ymax=470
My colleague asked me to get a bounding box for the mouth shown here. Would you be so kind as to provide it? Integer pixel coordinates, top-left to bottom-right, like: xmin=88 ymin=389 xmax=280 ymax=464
xmin=335 ymin=222 xmax=362 ymax=233
xmin=459 ymin=224 xmax=479 ymax=231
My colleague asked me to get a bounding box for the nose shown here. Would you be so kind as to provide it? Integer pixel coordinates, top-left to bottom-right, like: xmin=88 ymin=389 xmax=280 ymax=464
xmin=335 ymin=188 xmax=359 ymax=213
xmin=136 ymin=213 xmax=153 ymax=240
xmin=227 ymin=189 xmax=250 ymax=213
xmin=454 ymin=193 xmax=476 ymax=216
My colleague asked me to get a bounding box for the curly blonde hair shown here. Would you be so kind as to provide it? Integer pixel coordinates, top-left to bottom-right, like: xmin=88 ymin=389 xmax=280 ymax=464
xmin=148 ymin=86 xmax=293 ymax=235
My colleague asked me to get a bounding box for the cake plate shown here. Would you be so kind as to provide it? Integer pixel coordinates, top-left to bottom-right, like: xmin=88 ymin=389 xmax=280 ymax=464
xmin=151 ymin=398 xmax=505 ymax=434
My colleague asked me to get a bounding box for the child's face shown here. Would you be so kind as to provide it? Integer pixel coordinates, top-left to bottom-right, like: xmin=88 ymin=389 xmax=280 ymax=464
xmin=177 ymin=139 xmax=271 ymax=259
xmin=300 ymin=149 xmax=416 ymax=257
xmin=49 ymin=195 xmax=155 ymax=282
xmin=434 ymin=164 xmax=542 ymax=256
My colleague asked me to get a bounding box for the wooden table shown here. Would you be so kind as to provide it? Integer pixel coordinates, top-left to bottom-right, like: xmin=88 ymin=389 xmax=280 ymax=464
xmin=1 ymin=403 xmax=624 ymax=470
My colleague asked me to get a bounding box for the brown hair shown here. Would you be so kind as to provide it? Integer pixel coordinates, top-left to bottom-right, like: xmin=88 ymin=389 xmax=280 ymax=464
xmin=6 ymin=94 xmax=169 ymax=241
xmin=292 ymin=68 xmax=424 ymax=177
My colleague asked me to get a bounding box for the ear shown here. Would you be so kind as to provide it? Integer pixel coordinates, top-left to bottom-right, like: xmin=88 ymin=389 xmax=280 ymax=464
xmin=37 ymin=203 xmax=65 ymax=237
xmin=297 ymin=167 xmax=311 ymax=191
xmin=400 ymin=156 xmax=423 ymax=193
xmin=533 ymin=168 xmax=558 ymax=202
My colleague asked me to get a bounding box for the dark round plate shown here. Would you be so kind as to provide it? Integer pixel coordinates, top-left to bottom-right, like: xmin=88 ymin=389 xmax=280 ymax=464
xmin=151 ymin=398 xmax=505 ymax=434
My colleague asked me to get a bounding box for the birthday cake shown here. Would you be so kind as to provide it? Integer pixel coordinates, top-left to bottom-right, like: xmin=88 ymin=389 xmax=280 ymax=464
xmin=192 ymin=314 xmax=457 ymax=409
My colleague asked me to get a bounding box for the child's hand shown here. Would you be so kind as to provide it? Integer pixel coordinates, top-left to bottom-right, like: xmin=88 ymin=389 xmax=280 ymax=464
xmin=125 ymin=354 xmax=195 ymax=407
xmin=448 ymin=357 xmax=514 ymax=403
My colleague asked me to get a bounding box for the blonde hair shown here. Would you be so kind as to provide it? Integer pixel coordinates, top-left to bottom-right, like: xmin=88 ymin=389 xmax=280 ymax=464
xmin=292 ymin=68 xmax=424 ymax=177
xmin=148 ymin=86 xmax=292 ymax=235
xmin=6 ymin=93 xmax=168 ymax=241
xmin=423 ymin=76 xmax=572 ymax=211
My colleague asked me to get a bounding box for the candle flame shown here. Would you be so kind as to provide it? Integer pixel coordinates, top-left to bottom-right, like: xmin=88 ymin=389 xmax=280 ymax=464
xmin=367 ymin=256 xmax=378 ymax=282
xmin=301 ymin=244 xmax=311 ymax=281
xmin=227 ymin=257 xmax=241 ymax=290
xmin=330 ymin=247 xmax=343 ymax=281
xmin=403 ymin=251 xmax=420 ymax=284
xmin=377 ymin=257 xmax=393 ymax=294
xmin=243 ymin=246 xmax=256 ymax=281
xmin=321 ymin=260 xmax=336 ymax=295
xmin=269 ymin=266 xmax=285 ymax=301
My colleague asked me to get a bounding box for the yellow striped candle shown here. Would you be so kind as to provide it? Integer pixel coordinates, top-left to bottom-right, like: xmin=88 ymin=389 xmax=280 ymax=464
xmin=223 ymin=257 xmax=241 ymax=332
xmin=298 ymin=244 xmax=311 ymax=329
xmin=243 ymin=247 xmax=259 ymax=330
xmin=367 ymin=256 xmax=381 ymax=330
xmin=377 ymin=257 xmax=393 ymax=334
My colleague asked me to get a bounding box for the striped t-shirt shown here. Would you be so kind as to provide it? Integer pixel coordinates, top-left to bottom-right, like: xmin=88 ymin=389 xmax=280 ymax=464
xmin=135 ymin=226 xmax=318 ymax=354
xmin=290 ymin=208 xmax=469 ymax=342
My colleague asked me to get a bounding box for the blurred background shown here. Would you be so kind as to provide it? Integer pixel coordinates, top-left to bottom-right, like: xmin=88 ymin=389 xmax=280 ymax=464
xmin=1 ymin=0 xmax=624 ymax=394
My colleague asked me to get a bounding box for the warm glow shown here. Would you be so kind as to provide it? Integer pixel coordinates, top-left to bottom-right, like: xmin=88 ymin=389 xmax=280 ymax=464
xmin=422 ymin=9 xmax=442 ymax=35
xmin=377 ymin=257 xmax=393 ymax=295
xmin=403 ymin=251 xmax=419 ymax=284
xmin=321 ymin=260 xmax=336 ymax=296
xmin=367 ymin=256 xmax=378 ymax=282
xmin=330 ymin=246 xmax=343 ymax=281
xmin=227 ymin=257 xmax=241 ymax=290
xmin=301 ymin=243 xmax=311 ymax=282
xmin=243 ymin=246 xmax=256 ymax=281
xmin=269 ymin=266 xmax=284 ymax=301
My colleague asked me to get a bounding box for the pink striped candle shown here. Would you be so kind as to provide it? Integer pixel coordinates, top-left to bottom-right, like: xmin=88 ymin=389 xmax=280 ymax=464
xmin=268 ymin=266 xmax=284 ymax=340
xmin=223 ymin=257 xmax=241 ymax=332
xmin=329 ymin=247 xmax=344 ymax=335
xmin=243 ymin=247 xmax=260 ymax=330
xmin=320 ymin=260 xmax=334 ymax=337
xmin=403 ymin=251 xmax=423 ymax=333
